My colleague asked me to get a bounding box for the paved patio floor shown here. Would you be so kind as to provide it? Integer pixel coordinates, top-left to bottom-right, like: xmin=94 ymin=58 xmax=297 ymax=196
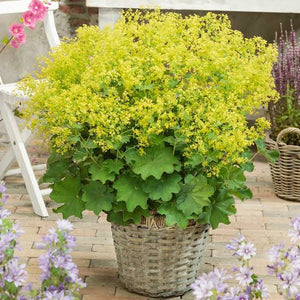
xmin=2 ymin=137 xmax=300 ymax=300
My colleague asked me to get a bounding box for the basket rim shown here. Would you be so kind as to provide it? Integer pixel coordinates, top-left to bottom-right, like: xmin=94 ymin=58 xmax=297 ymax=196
xmin=111 ymin=220 xmax=210 ymax=231
xmin=265 ymin=133 xmax=300 ymax=151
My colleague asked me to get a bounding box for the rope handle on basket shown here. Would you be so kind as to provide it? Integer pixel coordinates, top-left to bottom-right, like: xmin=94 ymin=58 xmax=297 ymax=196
xmin=276 ymin=127 xmax=300 ymax=144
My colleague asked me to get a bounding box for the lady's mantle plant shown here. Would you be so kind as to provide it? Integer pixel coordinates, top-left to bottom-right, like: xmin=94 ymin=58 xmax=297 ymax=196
xmin=192 ymin=216 xmax=300 ymax=300
xmin=20 ymin=10 xmax=278 ymax=229
xmin=0 ymin=182 xmax=85 ymax=299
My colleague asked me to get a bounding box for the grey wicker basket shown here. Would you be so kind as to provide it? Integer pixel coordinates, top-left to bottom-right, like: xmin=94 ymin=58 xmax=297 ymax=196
xmin=265 ymin=127 xmax=300 ymax=201
xmin=111 ymin=217 xmax=209 ymax=298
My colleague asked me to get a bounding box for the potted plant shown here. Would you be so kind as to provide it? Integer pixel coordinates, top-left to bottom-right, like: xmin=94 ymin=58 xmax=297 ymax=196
xmin=265 ymin=22 xmax=300 ymax=201
xmin=20 ymin=10 xmax=278 ymax=297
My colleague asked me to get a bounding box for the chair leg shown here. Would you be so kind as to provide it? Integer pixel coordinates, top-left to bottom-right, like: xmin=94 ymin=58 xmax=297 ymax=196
xmin=0 ymin=128 xmax=31 ymax=179
xmin=0 ymin=95 xmax=48 ymax=217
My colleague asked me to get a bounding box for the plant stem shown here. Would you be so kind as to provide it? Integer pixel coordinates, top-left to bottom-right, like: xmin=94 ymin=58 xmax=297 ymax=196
xmin=0 ymin=36 xmax=13 ymax=55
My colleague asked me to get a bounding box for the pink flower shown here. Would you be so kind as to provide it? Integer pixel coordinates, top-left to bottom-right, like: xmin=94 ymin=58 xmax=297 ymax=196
xmin=22 ymin=10 xmax=38 ymax=29
xmin=10 ymin=32 xmax=26 ymax=49
xmin=9 ymin=23 xmax=26 ymax=48
xmin=9 ymin=23 xmax=24 ymax=38
xmin=10 ymin=39 xmax=19 ymax=48
xmin=15 ymin=33 xmax=26 ymax=45
xmin=28 ymin=0 xmax=48 ymax=21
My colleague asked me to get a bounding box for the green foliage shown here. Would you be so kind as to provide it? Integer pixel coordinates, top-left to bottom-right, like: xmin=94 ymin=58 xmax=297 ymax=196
xmin=113 ymin=175 xmax=148 ymax=212
xmin=177 ymin=175 xmax=214 ymax=216
xmin=20 ymin=10 xmax=278 ymax=229
xmin=256 ymin=138 xmax=280 ymax=164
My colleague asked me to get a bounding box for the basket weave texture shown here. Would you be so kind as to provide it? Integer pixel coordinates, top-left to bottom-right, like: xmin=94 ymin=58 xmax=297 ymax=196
xmin=265 ymin=127 xmax=300 ymax=201
xmin=111 ymin=219 xmax=209 ymax=298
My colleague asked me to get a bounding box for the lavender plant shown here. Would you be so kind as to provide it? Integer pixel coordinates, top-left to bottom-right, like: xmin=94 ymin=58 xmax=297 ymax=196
xmin=0 ymin=182 xmax=86 ymax=299
xmin=270 ymin=22 xmax=300 ymax=145
xmin=192 ymin=216 xmax=300 ymax=300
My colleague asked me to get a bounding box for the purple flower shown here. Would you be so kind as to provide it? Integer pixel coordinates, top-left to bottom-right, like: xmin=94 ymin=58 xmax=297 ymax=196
xmin=235 ymin=267 xmax=253 ymax=286
xmin=268 ymin=243 xmax=284 ymax=262
xmin=42 ymin=228 xmax=58 ymax=245
xmin=280 ymin=270 xmax=300 ymax=297
xmin=254 ymin=279 xmax=269 ymax=298
xmin=237 ymin=294 xmax=249 ymax=300
xmin=289 ymin=217 xmax=300 ymax=244
xmin=43 ymin=290 xmax=73 ymax=300
xmin=236 ymin=242 xmax=256 ymax=260
xmin=56 ymin=219 xmax=73 ymax=232
xmin=211 ymin=268 xmax=231 ymax=293
xmin=191 ymin=273 xmax=214 ymax=299
xmin=0 ymin=207 xmax=11 ymax=219
xmin=223 ymin=286 xmax=241 ymax=300
xmin=0 ymin=181 xmax=7 ymax=194
xmin=4 ymin=258 xmax=27 ymax=287
xmin=285 ymin=245 xmax=300 ymax=261
xmin=226 ymin=234 xmax=245 ymax=253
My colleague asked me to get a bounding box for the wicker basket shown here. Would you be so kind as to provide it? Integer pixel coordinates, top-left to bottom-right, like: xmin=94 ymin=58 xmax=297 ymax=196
xmin=111 ymin=216 xmax=209 ymax=298
xmin=265 ymin=127 xmax=300 ymax=201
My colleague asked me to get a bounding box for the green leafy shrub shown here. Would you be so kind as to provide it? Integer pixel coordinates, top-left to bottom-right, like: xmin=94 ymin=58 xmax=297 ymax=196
xmin=20 ymin=10 xmax=278 ymax=229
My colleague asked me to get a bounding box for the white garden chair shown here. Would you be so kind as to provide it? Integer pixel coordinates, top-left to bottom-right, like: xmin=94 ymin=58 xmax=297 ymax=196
xmin=0 ymin=0 xmax=60 ymax=217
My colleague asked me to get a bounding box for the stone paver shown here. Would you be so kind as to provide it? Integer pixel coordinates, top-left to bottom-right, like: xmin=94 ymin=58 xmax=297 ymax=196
xmin=2 ymin=138 xmax=300 ymax=299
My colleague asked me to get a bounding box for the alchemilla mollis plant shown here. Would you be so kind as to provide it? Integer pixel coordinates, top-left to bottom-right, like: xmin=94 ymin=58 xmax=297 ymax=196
xmin=0 ymin=182 xmax=85 ymax=299
xmin=20 ymin=10 xmax=279 ymax=229
xmin=192 ymin=216 xmax=300 ymax=300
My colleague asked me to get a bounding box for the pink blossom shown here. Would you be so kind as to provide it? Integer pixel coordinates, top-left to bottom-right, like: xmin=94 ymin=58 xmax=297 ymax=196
xmin=22 ymin=10 xmax=38 ymax=29
xmin=28 ymin=0 xmax=48 ymax=21
xmin=9 ymin=23 xmax=24 ymax=38
xmin=10 ymin=33 xmax=26 ymax=49
xmin=15 ymin=33 xmax=26 ymax=45
xmin=10 ymin=39 xmax=20 ymax=48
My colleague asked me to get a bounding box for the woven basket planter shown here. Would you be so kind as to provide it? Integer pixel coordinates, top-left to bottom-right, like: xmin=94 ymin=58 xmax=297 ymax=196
xmin=111 ymin=217 xmax=209 ymax=298
xmin=265 ymin=127 xmax=300 ymax=201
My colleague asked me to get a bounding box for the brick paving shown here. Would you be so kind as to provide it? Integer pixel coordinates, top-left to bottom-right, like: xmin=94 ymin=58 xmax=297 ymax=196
xmin=2 ymin=137 xmax=300 ymax=300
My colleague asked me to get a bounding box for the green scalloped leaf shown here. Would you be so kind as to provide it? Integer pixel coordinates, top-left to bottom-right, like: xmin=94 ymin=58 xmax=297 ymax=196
xmin=142 ymin=173 xmax=181 ymax=201
xmin=186 ymin=153 xmax=204 ymax=168
xmin=123 ymin=206 xmax=150 ymax=223
xmin=241 ymin=161 xmax=254 ymax=172
xmin=125 ymin=144 xmax=181 ymax=180
xmin=108 ymin=201 xmax=150 ymax=224
xmin=157 ymin=202 xmax=189 ymax=229
xmin=176 ymin=174 xmax=214 ymax=216
xmin=40 ymin=151 xmax=73 ymax=183
xmin=201 ymin=189 xmax=236 ymax=229
xmin=231 ymin=186 xmax=253 ymax=200
xmin=89 ymin=159 xmax=123 ymax=183
xmin=82 ymin=181 xmax=114 ymax=215
xmin=219 ymin=165 xmax=246 ymax=190
xmin=73 ymin=147 xmax=89 ymax=163
xmin=51 ymin=175 xmax=84 ymax=218
xmin=113 ymin=175 xmax=148 ymax=212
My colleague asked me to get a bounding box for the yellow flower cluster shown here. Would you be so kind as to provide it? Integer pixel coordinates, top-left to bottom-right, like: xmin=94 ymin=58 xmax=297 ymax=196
xmin=20 ymin=10 xmax=278 ymax=170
